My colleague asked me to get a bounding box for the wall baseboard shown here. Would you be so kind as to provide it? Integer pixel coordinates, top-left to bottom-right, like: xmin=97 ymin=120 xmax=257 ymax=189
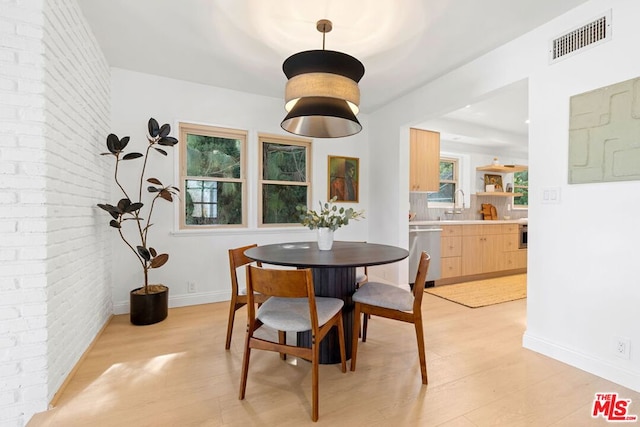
xmin=112 ymin=291 xmax=230 ymax=315
xmin=523 ymin=331 xmax=640 ymax=393
xmin=49 ymin=314 xmax=114 ymax=408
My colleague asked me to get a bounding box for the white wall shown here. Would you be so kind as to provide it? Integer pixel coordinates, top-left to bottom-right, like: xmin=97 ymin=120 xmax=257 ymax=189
xmin=109 ymin=69 xmax=370 ymax=312
xmin=523 ymin=0 xmax=640 ymax=391
xmin=0 ymin=0 xmax=113 ymax=425
xmin=369 ymin=0 xmax=640 ymax=391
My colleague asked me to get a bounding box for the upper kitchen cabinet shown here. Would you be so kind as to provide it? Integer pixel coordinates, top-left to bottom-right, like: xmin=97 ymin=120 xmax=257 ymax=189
xmin=409 ymin=128 xmax=440 ymax=192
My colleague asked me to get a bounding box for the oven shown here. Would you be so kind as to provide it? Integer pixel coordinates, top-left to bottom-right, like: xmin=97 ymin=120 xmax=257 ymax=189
xmin=519 ymin=224 xmax=528 ymax=249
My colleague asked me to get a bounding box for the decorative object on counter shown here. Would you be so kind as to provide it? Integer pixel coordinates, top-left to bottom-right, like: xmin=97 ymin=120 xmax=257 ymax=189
xmin=484 ymin=174 xmax=503 ymax=192
xmin=328 ymin=155 xmax=359 ymax=202
xmin=480 ymin=203 xmax=498 ymax=220
xmin=296 ymin=196 xmax=364 ymax=250
xmin=505 ymin=183 xmax=513 ymax=192
xmin=485 ymin=184 xmax=495 ymax=192
xmin=96 ymin=117 xmax=179 ymax=325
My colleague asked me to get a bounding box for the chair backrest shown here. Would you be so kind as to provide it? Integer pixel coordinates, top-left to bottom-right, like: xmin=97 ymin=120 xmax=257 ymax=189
xmin=246 ymin=266 xmax=319 ymax=331
xmin=412 ymin=252 xmax=431 ymax=312
xmin=228 ymin=244 xmax=262 ymax=296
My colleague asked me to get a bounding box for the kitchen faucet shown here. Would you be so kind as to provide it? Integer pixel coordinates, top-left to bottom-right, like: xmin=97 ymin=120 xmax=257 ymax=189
xmin=445 ymin=189 xmax=465 ymax=218
xmin=455 ymin=189 xmax=465 ymax=210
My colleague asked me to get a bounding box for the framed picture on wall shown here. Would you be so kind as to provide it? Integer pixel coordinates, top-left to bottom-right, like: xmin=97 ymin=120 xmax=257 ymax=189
xmin=484 ymin=174 xmax=503 ymax=192
xmin=328 ymin=156 xmax=359 ymax=202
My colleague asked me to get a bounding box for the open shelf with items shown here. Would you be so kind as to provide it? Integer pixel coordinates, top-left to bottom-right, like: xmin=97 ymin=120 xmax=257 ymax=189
xmin=476 ymin=164 xmax=527 ymax=173
xmin=476 ymin=192 xmax=521 ymax=197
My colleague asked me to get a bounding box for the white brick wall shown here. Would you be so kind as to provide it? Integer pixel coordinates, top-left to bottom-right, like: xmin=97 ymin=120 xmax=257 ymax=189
xmin=0 ymin=0 xmax=112 ymax=425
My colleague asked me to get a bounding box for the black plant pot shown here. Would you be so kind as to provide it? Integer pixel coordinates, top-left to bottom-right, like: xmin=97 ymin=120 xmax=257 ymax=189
xmin=130 ymin=285 xmax=168 ymax=325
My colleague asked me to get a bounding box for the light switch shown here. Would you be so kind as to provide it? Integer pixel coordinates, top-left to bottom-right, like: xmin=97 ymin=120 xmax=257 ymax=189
xmin=542 ymin=187 xmax=561 ymax=204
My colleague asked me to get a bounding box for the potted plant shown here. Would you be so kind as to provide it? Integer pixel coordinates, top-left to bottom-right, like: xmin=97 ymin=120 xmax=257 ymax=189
xmin=296 ymin=197 xmax=364 ymax=250
xmin=97 ymin=117 xmax=179 ymax=325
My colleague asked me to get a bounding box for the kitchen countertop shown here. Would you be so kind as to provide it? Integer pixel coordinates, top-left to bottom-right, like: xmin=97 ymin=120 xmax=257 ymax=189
xmin=410 ymin=218 xmax=527 ymax=226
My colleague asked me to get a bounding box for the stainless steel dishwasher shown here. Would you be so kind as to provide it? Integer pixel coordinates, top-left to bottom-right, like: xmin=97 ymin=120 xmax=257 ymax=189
xmin=409 ymin=225 xmax=442 ymax=287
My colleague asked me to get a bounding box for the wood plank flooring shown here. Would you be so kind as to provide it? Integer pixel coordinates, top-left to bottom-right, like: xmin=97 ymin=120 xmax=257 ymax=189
xmin=28 ymin=291 xmax=639 ymax=426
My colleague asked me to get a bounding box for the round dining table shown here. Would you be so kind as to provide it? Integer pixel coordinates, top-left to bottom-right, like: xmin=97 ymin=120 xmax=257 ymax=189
xmin=244 ymin=241 xmax=409 ymax=364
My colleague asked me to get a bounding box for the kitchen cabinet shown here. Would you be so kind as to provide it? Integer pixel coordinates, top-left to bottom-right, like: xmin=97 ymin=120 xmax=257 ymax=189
xmin=440 ymin=225 xmax=461 ymax=279
xmin=461 ymin=225 xmax=502 ymax=276
xmin=436 ymin=222 xmax=527 ymax=284
xmin=500 ymin=224 xmax=527 ymax=270
xmin=409 ymin=128 xmax=440 ymax=192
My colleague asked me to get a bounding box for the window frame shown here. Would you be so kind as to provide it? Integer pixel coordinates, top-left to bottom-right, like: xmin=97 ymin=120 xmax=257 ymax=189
xmin=258 ymin=133 xmax=312 ymax=228
xmin=427 ymin=157 xmax=459 ymax=208
xmin=178 ymin=122 xmax=247 ymax=229
xmin=512 ymin=169 xmax=529 ymax=209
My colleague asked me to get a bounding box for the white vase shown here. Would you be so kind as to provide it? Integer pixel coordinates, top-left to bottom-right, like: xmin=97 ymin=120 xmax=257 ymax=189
xmin=317 ymin=227 xmax=334 ymax=250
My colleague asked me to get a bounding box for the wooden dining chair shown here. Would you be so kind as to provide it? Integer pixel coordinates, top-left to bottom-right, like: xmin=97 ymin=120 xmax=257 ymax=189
xmin=225 ymin=244 xmax=269 ymax=350
xmin=350 ymin=251 xmax=431 ymax=384
xmin=239 ymin=265 xmax=347 ymax=422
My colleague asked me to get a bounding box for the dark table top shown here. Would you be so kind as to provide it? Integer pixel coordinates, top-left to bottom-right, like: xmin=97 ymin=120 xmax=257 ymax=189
xmin=244 ymin=241 xmax=409 ymax=268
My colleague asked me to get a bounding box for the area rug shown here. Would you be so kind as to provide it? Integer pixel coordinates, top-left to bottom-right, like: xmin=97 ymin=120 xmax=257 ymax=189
xmin=425 ymin=274 xmax=527 ymax=308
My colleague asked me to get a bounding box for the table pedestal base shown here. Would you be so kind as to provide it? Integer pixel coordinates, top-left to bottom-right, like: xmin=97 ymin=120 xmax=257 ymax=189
xmin=297 ymin=267 xmax=356 ymax=364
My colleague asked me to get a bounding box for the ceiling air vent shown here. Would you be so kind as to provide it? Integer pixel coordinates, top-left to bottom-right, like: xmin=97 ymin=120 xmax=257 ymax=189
xmin=549 ymin=10 xmax=611 ymax=63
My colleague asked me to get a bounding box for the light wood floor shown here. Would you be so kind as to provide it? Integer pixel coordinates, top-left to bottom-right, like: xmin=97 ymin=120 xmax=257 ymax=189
xmin=29 ymin=292 xmax=639 ymax=426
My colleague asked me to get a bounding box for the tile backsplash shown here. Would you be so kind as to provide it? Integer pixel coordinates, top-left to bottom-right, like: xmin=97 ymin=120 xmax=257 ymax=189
xmin=409 ymin=193 xmax=527 ymax=221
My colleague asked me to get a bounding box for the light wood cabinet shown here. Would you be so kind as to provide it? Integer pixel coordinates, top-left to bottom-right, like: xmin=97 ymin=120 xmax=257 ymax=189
xmin=461 ymin=225 xmax=502 ymax=276
xmin=500 ymin=224 xmax=527 ymax=270
xmin=409 ymin=128 xmax=440 ymax=192
xmin=440 ymin=225 xmax=461 ymax=278
xmin=437 ymin=223 xmax=527 ymax=283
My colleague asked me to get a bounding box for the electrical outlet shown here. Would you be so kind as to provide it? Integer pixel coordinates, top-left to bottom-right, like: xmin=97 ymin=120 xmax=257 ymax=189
xmin=187 ymin=282 xmax=196 ymax=293
xmin=615 ymin=337 xmax=631 ymax=359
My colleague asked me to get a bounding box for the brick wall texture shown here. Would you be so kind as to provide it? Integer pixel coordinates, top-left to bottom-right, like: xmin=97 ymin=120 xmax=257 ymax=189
xmin=0 ymin=0 xmax=112 ymax=425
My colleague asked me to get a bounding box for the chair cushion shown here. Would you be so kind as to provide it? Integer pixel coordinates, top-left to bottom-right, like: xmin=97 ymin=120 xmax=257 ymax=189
xmin=352 ymin=282 xmax=414 ymax=311
xmin=257 ymin=297 xmax=344 ymax=332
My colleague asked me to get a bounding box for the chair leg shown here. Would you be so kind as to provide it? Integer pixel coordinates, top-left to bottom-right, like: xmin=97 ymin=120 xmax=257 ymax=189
xmin=311 ymin=339 xmax=320 ymax=422
xmin=278 ymin=330 xmax=287 ymax=360
xmin=225 ymin=298 xmax=242 ymax=350
xmin=414 ymin=317 xmax=428 ymax=385
xmin=336 ymin=314 xmax=346 ymax=373
xmin=350 ymin=303 xmax=361 ymax=372
xmin=239 ymin=327 xmax=253 ymax=399
xmin=362 ymin=313 xmax=369 ymax=342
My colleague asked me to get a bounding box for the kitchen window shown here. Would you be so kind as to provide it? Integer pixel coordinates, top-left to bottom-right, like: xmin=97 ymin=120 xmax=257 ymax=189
xmin=259 ymin=134 xmax=311 ymax=226
xmin=427 ymin=157 xmax=458 ymax=206
xmin=179 ymin=123 xmax=246 ymax=228
xmin=513 ymin=169 xmax=528 ymax=208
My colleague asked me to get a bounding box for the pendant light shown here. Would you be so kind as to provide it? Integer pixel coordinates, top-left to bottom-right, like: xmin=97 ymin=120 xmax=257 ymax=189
xmin=281 ymin=19 xmax=365 ymax=138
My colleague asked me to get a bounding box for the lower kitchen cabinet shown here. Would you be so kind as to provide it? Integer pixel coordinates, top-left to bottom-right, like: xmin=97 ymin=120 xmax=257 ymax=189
xmin=438 ymin=223 xmax=527 ymax=284
xmin=440 ymin=225 xmax=462 ymax=279
xmin=461 ymin=224 xmax=502 ymax=276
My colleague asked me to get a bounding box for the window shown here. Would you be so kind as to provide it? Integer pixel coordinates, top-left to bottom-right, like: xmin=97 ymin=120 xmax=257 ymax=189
xmin=427 ymin=157 xmax=458 ymax=205
xmin=259 ymin=134 xmax=311 ymax=226
xmin=513 ymin=170 xmax=528 ymax=208
xmin=179 ymin=123 xmax=246 ymax=228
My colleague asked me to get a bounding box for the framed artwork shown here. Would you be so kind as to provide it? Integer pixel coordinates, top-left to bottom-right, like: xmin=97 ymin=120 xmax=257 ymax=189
xmin=328 ymin=156 xmax=359 ymax=202
xmin=484 ymin=174 xmax=503 ymax=192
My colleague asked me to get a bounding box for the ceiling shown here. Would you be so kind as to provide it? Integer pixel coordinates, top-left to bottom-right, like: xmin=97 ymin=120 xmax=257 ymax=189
xmin=78 ymin=0 xmax=588 ymax=150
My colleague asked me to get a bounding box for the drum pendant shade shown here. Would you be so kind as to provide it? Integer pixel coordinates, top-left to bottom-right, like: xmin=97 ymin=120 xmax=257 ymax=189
xmin=280 ymin=20 xmax=365 ymax=138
